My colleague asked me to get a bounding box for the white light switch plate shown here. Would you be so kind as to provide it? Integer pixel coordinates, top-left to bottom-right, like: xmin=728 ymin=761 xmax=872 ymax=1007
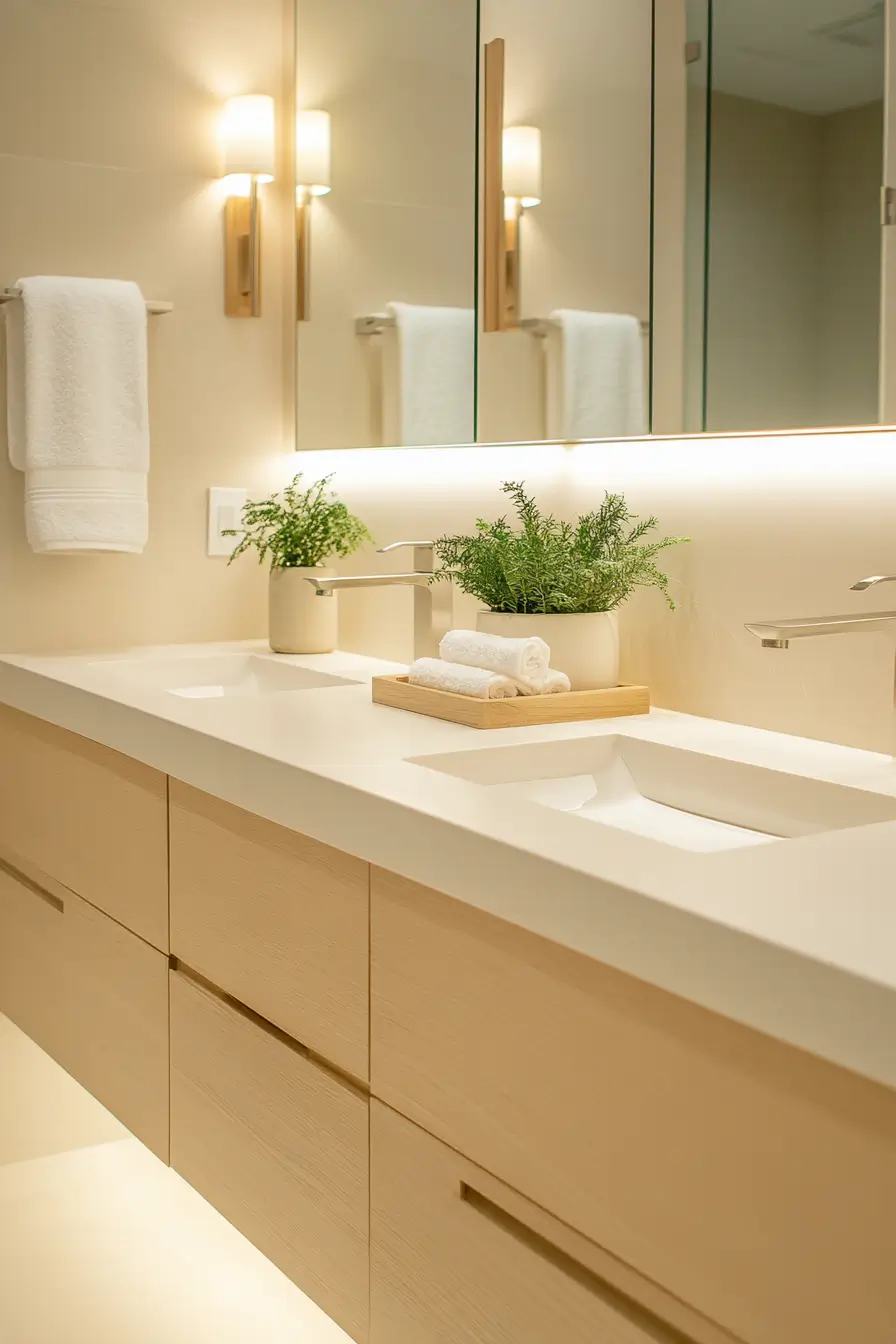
xmin=207 ymin=487 xmax=247 ymax=557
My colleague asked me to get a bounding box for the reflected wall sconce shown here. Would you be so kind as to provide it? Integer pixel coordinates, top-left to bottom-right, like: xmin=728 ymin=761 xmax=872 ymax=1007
xmin=483 ymin=39 xmax=542 ymax=331
xmin=221 ymin=95 xmax=275 ymax=318
xmin=502 ymin=125 xmax=542 ymax=329
xmin=296 ymin=110 xmax=331 ymax=321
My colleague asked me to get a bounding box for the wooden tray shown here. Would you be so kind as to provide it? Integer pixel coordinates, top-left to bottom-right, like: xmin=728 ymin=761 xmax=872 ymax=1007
xmin=371 ymin=676 xmax=650 ymax=730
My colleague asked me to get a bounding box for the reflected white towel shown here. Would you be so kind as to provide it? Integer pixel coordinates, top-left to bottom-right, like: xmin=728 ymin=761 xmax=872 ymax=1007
xmin=409 ymin=658 xmax=518 ymax=700
xmin=546 ymin=309 xmax=646 ymax=441
xmin=381 ymin=301 xmax=475 ymax=446
xmin=513 ymin=668 xmax=571 ymax=696
xmin=440 ymin=629 xmax=550 ymax=687
xmin=5 ymin=276 xmax=149 ymax=553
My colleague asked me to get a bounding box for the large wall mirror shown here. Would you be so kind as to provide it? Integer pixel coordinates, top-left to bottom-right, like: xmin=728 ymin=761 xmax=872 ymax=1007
xmin=293 ymin=0 xmax=892 ymax=448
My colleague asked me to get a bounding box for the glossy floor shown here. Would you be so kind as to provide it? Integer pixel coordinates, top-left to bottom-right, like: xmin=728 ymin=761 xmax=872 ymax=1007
xmin=0 ymin=1017 xmax=351 ymax=1344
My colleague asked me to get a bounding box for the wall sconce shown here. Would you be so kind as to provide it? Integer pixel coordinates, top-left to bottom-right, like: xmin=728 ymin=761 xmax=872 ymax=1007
xmin=502 ymin=125 xmax=542 ymax=329
xmin=221 ymin=94 xmax=276 ymax=318
xmin=295 ymin=110 xmax=331 ymax=322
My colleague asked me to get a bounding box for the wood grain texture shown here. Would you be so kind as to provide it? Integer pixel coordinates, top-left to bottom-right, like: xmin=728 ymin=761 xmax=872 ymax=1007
xmin=371 ymin=867 xmax=896 ymax=1344
xmin=169 ymin=780 xmax=369 ymax=1080
xmin=371 ymin=676 xmax=650 ymax=729
xmin=0 ymin=854 xmax=169 ymax=1160
xmin=0 ymin=704 xmax=168 ymax=951
xmin=371 ymin=1101 xmax=741 ymax=1344
xmin=169 ymin=969 xmax=369 ymax=1342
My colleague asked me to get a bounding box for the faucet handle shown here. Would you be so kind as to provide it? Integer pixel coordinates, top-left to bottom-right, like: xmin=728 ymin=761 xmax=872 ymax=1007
xmin=378 ymin=540 xmax=436 ymax=573
xmin=851 ymin=575 xmax=896 ymax=591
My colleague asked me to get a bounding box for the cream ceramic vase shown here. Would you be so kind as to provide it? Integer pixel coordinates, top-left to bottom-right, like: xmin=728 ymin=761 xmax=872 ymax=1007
xmin=269 ymin=566 xmax=337 ymax=654
xmin=477 ymin=610 xmax=620 ymax=691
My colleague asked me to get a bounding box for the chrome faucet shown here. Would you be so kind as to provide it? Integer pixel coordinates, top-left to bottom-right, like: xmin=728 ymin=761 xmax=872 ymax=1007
xmin=303 ymin=541 xmax=453 ymax=660
xmin=745 ymin=575 xmax=896 ymax=650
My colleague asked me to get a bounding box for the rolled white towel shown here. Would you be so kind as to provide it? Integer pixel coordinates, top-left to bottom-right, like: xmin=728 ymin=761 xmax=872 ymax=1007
xmin=513 ymin=668 xmax=571 ymax=697
xmin=440 ymin=628 xmax=550 ymax=688
xmin=408 ymin=658 xmax=519 ymax=700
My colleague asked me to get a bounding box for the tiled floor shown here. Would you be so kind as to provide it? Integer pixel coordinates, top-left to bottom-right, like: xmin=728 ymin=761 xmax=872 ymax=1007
xmin=0 ymin=1017 xmax=352 ymax=1344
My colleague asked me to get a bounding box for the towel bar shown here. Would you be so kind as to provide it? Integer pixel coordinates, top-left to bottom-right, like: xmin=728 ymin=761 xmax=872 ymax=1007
xmin=522 ymin=316 xmax=650 ymax=337
xmin=0 ymin=288 xmax=173 ymax=316
xmin=355 ymin=313 xmax=395 ymax=335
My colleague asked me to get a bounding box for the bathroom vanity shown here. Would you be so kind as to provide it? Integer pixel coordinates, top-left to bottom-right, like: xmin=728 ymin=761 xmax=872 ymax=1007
xmin=0 ymin=644 xmax=895 ymax=1344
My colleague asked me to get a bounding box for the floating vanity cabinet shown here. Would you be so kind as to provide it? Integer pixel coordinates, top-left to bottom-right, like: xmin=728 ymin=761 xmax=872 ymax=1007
xmin=370 ymin=867 xmax=896 ymax=1344
xmin=0 ymin=704 xmax=168 ymax=951
xmin=169 ymin=781 xmax=369 ymax=1081
xmin=169 ymin=968 xmax=370 ymax=1342
xmin=370 ymin=1100 xmax=732 ymax=1344
xmin=0 ymin=854 xmax=169 ymax=1160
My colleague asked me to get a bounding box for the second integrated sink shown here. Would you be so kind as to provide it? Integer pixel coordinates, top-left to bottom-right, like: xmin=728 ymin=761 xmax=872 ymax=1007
xmin=410 ymin=735 xmax=896 ymax=853
xmin=89 ymin=653 xmax=358 ymax=699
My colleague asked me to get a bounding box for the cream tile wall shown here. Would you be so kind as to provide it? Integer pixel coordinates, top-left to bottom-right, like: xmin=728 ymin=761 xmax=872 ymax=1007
xmin=295 ymin=430 xmax=896 ymax=753
xmin=0 ymin=0 xmax=293 ymax=654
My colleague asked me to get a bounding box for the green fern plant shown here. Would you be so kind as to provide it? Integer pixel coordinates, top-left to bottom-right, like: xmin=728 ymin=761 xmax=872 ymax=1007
xmin=226 ymin=474 xmax=372 ymax=570
xmin=433 ymin=481 xmax=687 ymax=614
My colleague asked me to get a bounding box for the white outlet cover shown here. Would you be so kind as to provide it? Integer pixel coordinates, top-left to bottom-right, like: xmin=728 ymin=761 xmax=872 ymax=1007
xmin=208 ymin=487 xmax=247 ymax=557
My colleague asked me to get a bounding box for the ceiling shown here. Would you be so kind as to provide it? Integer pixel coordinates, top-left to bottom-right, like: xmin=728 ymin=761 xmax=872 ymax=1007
xmin=704 ymin=0 xmax=885 ymax=115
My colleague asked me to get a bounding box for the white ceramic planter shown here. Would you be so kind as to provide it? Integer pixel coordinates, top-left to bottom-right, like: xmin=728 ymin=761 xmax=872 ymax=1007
xmin=269 ymin=567 xmax=338 ymax=654
xmin=477 ymin=610 xmax=620 ymax=691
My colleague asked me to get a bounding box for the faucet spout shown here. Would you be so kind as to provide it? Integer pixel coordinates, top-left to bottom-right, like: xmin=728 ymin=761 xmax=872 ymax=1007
xmin=851 ymin=575 xmax=896 ymax=592
xmin=746 ymin=611 xmax=896 ymax=644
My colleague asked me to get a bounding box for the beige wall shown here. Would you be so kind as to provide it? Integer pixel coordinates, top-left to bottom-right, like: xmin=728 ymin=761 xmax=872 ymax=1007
xmin=705 ymin=93 xmax=822 ymax=433
xmin=0 ymin=0 xmax=292 ymax=655
xmin=819 ymin=100 xmax=883 ymax=429
xmin=294 ymin=0 xmax=477 ymax=450
xmin=296 ymin=428 xmax=896 ymax=754
xmin=704 ymin=92 xmax=882 ymax=435
xmin=478 ymin=0 xmax=653 ymax=443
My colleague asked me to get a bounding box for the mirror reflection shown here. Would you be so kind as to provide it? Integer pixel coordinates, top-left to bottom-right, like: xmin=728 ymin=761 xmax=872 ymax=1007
xmin=294 ymin=0 xmax=891 ymax=449
xmin=692 ymin=0 xmax=886 ymax=434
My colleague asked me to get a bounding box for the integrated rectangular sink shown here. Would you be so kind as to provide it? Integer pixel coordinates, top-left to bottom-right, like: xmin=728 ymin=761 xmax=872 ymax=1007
xmin=410 ymin=735 xmax=896 ymax=853
xmin=88 ymin=653 xmax=358 ymax=699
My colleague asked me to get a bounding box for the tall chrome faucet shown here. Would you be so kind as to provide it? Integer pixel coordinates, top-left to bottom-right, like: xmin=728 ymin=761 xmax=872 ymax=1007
xmin=745 ymin=576 xmax=896 ymax=650
xmin=303 ymin=541 xmax=453 ymax=660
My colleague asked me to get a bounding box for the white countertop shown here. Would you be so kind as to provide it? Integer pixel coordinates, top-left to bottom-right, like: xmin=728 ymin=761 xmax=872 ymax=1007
xmin=2 ymin=640 xmax=896 ymax=1091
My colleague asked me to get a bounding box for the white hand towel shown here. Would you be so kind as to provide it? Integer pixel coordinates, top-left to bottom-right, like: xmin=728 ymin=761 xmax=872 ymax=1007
xmin=408 ymin=658 xmax=518 ymax=700
xmin=5 ymin=276 xmax=150 ymax=553
xmin=440 ymin=628 xmax=550 ymax=687
xmin=381 ymin=301 xmax=475 ymax=446
xmin=546 ymin=309 xmax=646 ymax=442
xmin=513 ymin=668 xmax=571 ymax=696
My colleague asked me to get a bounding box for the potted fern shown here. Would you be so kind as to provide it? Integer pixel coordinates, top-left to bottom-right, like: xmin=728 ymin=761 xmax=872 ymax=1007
xmin=433 ymin=482 xmax=687 ymax=689
xmin=227 ymin=474 xmax=371 ymax=654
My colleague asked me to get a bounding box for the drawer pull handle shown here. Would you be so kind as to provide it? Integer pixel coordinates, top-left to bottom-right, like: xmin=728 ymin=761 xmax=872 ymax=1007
xmin=460 ymin=1182 xmax=699 ymax=1344
xmin=0 ymin=855 xmax=65 ymax=914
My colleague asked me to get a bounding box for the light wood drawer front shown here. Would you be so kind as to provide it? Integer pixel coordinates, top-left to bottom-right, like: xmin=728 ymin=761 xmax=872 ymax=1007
xmin=169 ymin=969 xmax=369 ymax=1343
xmin=169 ymin=781 xmax=369 ymax=1080
xmin=0 ymin=704 xmax=168 ymax=951
xmin=371 ymin=1101 xmax=728 ymax=1344
xmin=0 ymin=856 xmax=169 ymax=1160
xmin=371 ymin=869 xmax=896 ymax=1344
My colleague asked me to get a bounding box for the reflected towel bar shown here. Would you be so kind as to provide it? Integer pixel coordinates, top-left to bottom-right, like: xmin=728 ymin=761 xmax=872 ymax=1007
xmin=0 ymin=288 xmax=173 ymax=316
xmin=356 ymin=313 xmax=650 ymax=337
xmin=521 ymin=316 xmax=650 ymax=337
